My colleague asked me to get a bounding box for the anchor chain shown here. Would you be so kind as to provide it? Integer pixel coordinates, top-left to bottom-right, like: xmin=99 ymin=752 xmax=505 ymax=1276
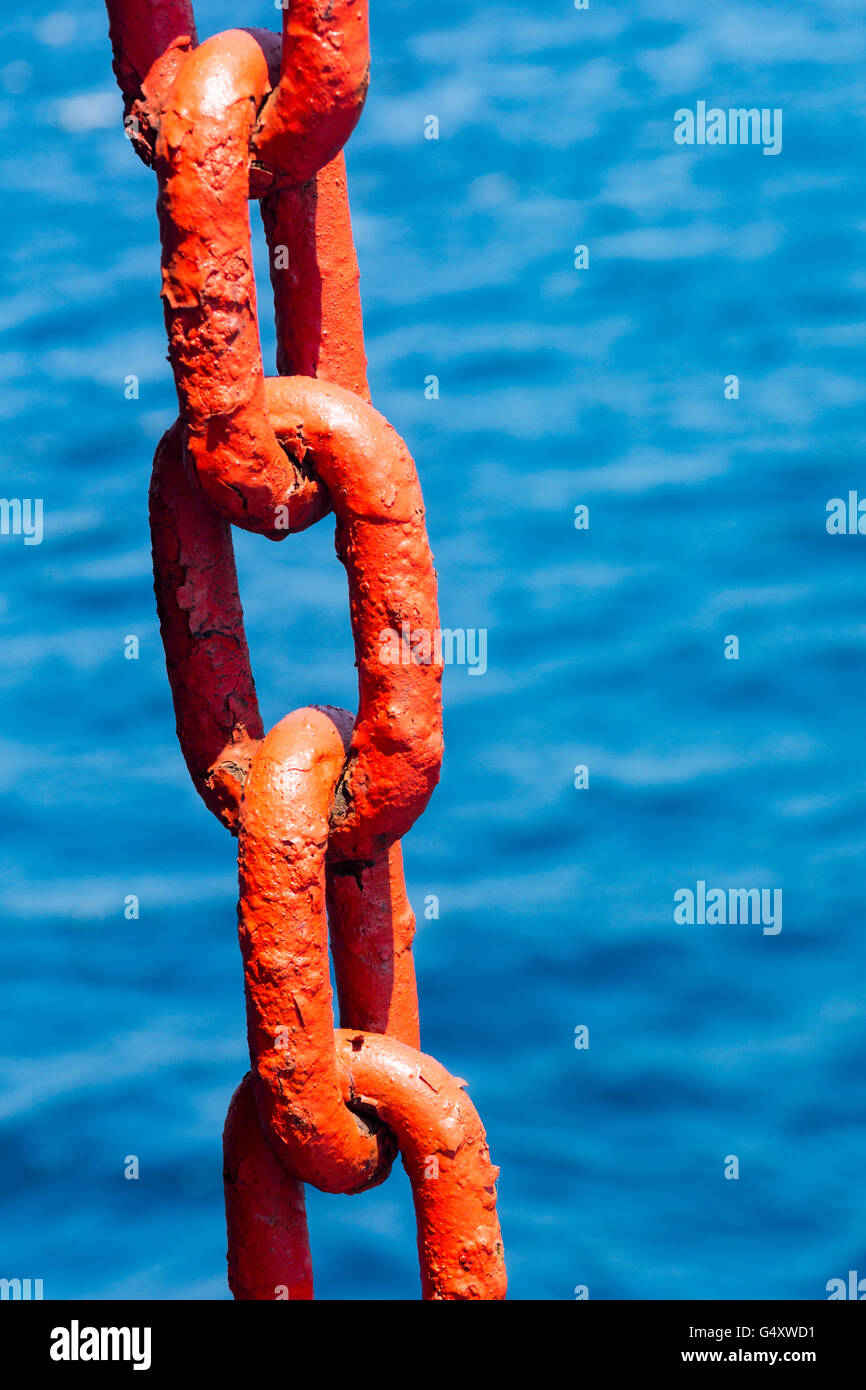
xmin=106 ymin=0 xmax=506 ymax=1300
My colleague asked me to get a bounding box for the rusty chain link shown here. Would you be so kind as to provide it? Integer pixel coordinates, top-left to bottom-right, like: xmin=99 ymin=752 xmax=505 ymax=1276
xmin=105 ymin=0 xmax=506 ymax=1300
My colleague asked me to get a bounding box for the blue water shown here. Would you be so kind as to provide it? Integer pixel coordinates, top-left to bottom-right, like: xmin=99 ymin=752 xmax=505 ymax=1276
xmin=2 ymin=0 xmax=866 ymax=1300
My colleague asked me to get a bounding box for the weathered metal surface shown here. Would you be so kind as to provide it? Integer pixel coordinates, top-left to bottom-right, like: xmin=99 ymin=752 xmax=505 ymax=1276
xmin=106 ymin=0 xmax=506 ymax=1301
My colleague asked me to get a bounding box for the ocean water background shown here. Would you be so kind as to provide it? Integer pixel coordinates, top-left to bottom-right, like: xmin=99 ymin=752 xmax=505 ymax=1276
xmin=1 ymin=0 xmax=865 ymax=1300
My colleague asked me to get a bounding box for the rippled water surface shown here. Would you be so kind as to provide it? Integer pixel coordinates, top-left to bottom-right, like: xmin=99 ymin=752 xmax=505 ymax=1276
xmin=1 ymin=0 xmax=865 ymax=1299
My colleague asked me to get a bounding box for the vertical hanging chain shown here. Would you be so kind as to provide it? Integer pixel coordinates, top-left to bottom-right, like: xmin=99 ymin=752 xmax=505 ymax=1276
xmin=106 ymin=0 xmax=506 ymax=1300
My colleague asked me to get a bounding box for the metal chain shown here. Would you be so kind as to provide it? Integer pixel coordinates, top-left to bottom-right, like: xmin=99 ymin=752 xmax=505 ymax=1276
xmin=105 ymin=0 xmax=506 ymax=1300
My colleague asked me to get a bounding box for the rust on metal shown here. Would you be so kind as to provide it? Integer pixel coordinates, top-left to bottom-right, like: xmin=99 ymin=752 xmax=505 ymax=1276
xmin=106 ymin=0 xmax=506 ymax=1301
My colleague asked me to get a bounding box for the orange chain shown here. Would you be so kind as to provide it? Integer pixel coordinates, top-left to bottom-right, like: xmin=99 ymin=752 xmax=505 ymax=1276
xmin=105 ymin=0 xmax=506 ymax=1299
